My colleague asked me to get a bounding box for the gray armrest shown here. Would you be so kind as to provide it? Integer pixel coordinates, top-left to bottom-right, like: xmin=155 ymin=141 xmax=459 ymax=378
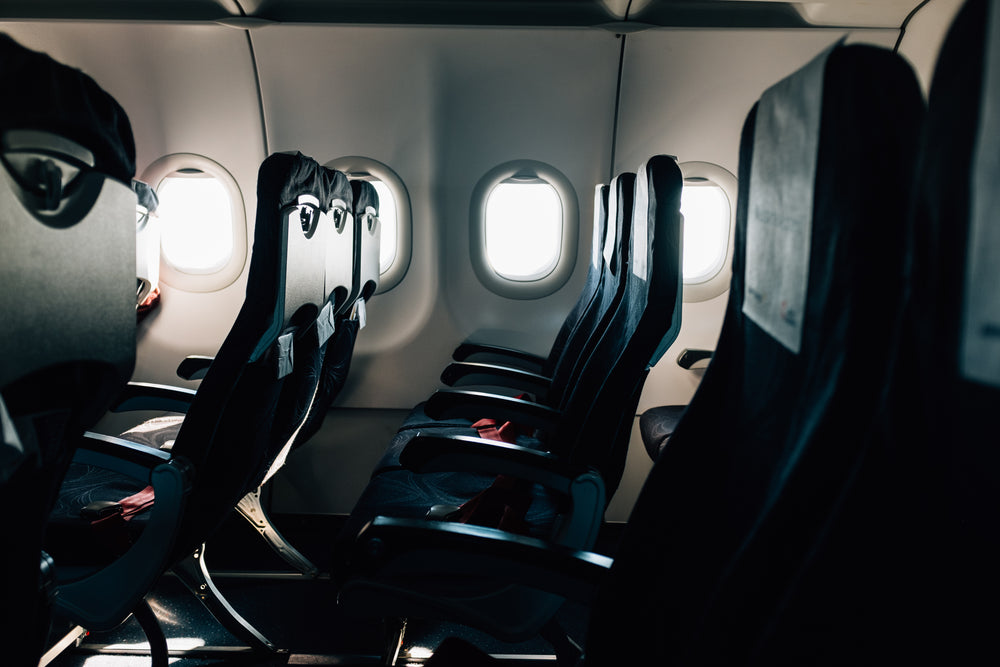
xmin=440 ymin=361 xmax=552 ymax=397
xmin=451 ymin=343 xmax=546 ymax=373
xmin=76 ymin=432 xmax=171 ymax=482
xmin=350 ymin=516 xmax=611 ymax=604
xmin=176 ymin=355 xmax=213 ymax=381
xmin=423 ymin=390 xmax=561 ymax=432
xmin=402 ymin=433 xmax=581 ymax=493
xmin=110 ymin=381 xmax=197 ymax=414
xmin=55 ymin=455 xmax=192 ymax=630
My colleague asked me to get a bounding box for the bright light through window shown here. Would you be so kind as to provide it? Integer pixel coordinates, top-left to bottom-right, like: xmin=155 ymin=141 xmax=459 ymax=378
xmin=681 ymin=183 xmax=730 ymax=283
xmin=158 ymin=173 xmax=234 ymax=274
xmin=371 ymin=179 xmax=397 ymax=274
xmin=485 ymin=182 xmax=562 ymax=281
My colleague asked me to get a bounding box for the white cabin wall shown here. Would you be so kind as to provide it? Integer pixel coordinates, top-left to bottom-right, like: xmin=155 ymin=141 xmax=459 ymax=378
xmin=0 ymin=22 xmax=267 ymax=390
xmin=897 ymin=0 xmax=966 ymax=96
xmin=252 ymin=25 xmax=621 ymax=409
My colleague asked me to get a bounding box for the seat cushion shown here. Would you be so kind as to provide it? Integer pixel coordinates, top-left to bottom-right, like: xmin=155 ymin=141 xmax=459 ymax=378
xmin=638 ymin=405 xmax=685 ymax=460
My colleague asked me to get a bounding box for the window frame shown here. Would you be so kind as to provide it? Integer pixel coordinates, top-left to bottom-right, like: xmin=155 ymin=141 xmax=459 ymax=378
xmin=141 ymin=153 xmax=247 ymax=293
xmin=471 ymin=160 xmax=578 ymax=300
xmin=325 ymin=156 xmax=411 ymax=294
xmin=678 ymin=161 xmax=737 ymax=303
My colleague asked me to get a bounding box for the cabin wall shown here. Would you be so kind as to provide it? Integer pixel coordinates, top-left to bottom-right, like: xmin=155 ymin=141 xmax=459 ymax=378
xmin=1 ymin=16 xmax=947 ymax=520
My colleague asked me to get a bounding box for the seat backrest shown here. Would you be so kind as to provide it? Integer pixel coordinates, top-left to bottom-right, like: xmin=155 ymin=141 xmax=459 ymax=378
xmin=287 ymin=166 xmax=359 ymax=451
xmin=168 ymin=152 xmax=333 ymax=558
xmin=586 ymin=43 xmax=924 ymax=665
xmin=351 ymin=179 xmax=381 ymax=313
xmin=543 ymin=184 xmax=610 ymax=376
xmin=546 ymin=172 xmax=635 ymax=402
xmin=552 ymin=156 xmax=683 ymax=497
xmin=891 ymin=0 xmax=1000 ymax=658
xmin=0 ymin=33 xmax=137 ymax=665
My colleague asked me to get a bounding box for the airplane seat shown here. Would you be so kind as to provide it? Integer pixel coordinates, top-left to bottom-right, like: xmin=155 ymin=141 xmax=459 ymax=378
xmin=585 ymin=43 xmax=925 ymax=665
xmin=448 ymin=184 xmax=611 ymax=374
xmin=381 ymin=175 xmax=632 ymax=473
xmin=416 ymin=39 xmax=926 ymax=667
xmin=334 ymin=155 xmax=683 ymax=654
xmin=394 ymin=184 xmax=614 ymax=434
xmin=45 ymin=151 xmax=338 ymax=658
xmin=0 ymin=32 xmax=139 ymax=666
xmin=287 ymin=174 xmax=376 ymax=451
xmin=888 ymin=0 xmax=1000 ymax=658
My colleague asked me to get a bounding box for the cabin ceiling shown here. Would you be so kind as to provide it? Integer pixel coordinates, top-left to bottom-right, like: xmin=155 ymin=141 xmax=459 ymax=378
xmin=0 ymin=0 xmax=925 ymax=29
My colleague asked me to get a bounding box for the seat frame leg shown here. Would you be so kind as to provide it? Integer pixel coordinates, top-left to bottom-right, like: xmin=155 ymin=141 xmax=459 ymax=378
xmin=132 ymin=598 xmax=168 ymax=667
xmin=383 ymin=617 xmax=406 ymax=666
xmin=236 ymin=486 xmax=320 ymax=577
xmin=172 ymin=544 xmax=278 ymax=654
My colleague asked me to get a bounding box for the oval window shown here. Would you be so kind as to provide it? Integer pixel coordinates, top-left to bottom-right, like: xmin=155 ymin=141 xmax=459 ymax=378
xmin=158 ymin=171 xmax=234 ymax=274
xmin=484 ymin=179 xmax=562 ymax=281
xmin=141 ymin=154 xmax=247 ymax=293
xmin=471 ymin=160 xmax=578 ymax=300
xmin=681 ymin=181 xmax=731 ymax=284
xmin=678 ymin=161 xmax=737 ymax=303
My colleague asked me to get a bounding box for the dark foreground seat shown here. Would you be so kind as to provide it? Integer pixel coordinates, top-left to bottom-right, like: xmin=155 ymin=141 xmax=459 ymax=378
xmin=335 ymin=155 xmax=683 ymax=655
xmin=46 ymin=151 xmax=343 ymax=660
xmin=0 ymin=33 xmax=139 ymax=666
xmin=366 ymin=41 xmax=926 ymax=666
xmin=888 ymin=0 xmax=1000 ymax=659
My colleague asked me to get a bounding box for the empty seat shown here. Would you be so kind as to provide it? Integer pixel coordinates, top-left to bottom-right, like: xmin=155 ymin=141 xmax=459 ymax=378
xmin=356 ymin=40 xmax=926 ymax=666
xmin=46 ymin=151 xmax=344 ymax=659
xmin=0 ymin=33 xmax=140 ymax=665
xmin=335 ymin=155 xmax=683 ymax=652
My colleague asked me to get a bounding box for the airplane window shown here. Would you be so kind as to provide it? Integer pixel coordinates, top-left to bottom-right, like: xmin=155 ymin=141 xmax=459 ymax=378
xmin=677 ymin=161 xmax=737 ymax=303
xmin=141 ymin=154 xmax=247 ymax=293
xmin=485 ymin=180 xmax=562 ymax=281
xmin=471 ymin=160 xmax=578 ymax=300
xmin=158 ymin=171 xmax=234 ymax=274
xmin=681 ymin=182 xmax=730 ymax=283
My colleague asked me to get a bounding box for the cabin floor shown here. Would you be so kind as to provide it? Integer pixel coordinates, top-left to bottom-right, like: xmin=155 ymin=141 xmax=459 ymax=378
xmin=45 ymin=513 xmax=615 ymax=666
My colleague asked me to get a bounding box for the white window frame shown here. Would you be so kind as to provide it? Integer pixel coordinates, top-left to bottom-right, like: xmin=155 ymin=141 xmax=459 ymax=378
xmin=141 ymin=153 xmax=247 ymax=293
xmin=325 ymin=156 xmax=411 ymax=294
xmin=679 ymin=161 xmax=737 ymax=303
xmin=471 ymin=160 xmax=578 ymax=300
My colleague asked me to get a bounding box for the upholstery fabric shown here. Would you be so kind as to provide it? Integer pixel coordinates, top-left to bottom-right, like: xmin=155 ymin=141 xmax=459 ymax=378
xmin=587 ymin=45 xmax=924 ymax=665
xmin=0 ymin=33 xmax=135 ymax=184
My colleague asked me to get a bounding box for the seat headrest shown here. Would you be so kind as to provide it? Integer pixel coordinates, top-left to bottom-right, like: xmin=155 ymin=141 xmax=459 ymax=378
xmin=0 ymin=34 xmax=135 ymax=184
xmin=963 ymin=0 xmax=1000 ymax=389
xmin=351 ymin=180 xmax=379 ymax=218
xmin=742 ymin=42 xmax=839 ymax=354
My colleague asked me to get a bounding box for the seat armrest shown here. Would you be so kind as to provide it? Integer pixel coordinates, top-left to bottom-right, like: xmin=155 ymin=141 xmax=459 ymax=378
xmin=451 ymin=343 xmax=546 ymax=372
xmin=55 ymin=455 xmax=192 ymax=630
xmin=176 ymin=355 xmax=214 ymax=381
xmin=402 ymin=433 xmax=583 ymax=494
xmin=676 ymin=348 xmax=713 ymax=370
xmin=350 ymin=517 xmax=611 ymax=605
xmin=423 ymin=390 xmax=560 ymax=432
xmin=440 ymin=361 xmax=552 ymax=396
xmin=77 ymin=432 xmax=172 ymax=483
xmin=110 ymin=381 xmax=197 ymax=414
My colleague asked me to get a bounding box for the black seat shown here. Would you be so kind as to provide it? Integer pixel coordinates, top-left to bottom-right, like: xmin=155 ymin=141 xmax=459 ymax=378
xmin=360 ymin=41 xmax=926 ymax=666
xmin=887 ymin=0 xmax=1000 ymax=658
xmin=335 ymin=155 xmax=683 ymax=654
xmin=46 ymin=151 xmax=342 ymax=659
xmin=447 ymin=184 xmax=611 ymax=376
xmin=0 ymin=33 xmax=140 ymax=666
